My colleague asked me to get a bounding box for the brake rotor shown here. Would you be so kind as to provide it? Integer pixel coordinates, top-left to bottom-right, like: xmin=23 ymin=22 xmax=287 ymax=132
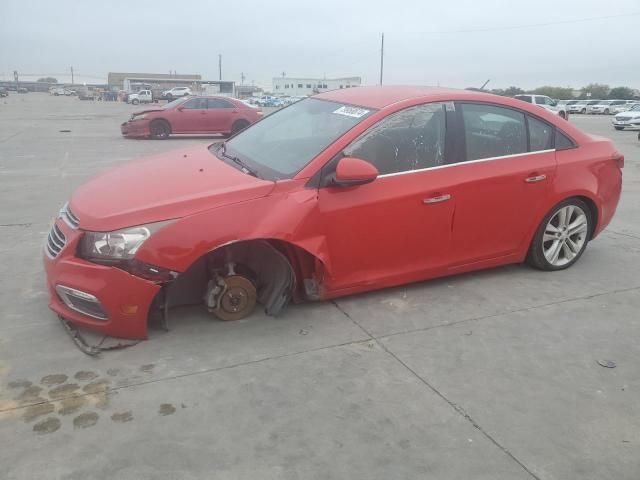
xmin=213 ymin=275 xmax=257 ymax=321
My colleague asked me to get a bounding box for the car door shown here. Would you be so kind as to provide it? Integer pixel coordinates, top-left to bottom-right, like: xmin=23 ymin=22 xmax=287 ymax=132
xmin=317 ymin=103 xmax=455 ymax=291
xmin=446 ymin=102 xmax=557 ymax=268
xmin=174 ymin=97 xmax=208 ymax=133
xmin=207 ymin=98 xmax=237 ymax=132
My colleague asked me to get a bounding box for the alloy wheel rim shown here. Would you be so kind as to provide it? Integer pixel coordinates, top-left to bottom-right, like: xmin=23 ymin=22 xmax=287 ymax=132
xmin=543 ymin=205 xmax=588 ymax=266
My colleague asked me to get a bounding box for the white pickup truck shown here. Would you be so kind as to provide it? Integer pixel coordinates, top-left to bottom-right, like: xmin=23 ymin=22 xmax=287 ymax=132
xmin=127 ymin=90 xmax=153 ymax=105
xmin=514 ymin=94 xmax=569 ymax=119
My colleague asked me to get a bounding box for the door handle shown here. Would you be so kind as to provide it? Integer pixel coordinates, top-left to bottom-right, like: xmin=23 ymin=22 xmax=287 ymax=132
xmin=525 ymin=174 xmax=546 ymax=183
xmin=423 ymin=194 xmax=451 ymax=204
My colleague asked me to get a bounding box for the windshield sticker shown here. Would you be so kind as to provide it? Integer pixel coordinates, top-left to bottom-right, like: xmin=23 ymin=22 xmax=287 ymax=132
xmin=333 ymin=106 xmax=370 ymax=118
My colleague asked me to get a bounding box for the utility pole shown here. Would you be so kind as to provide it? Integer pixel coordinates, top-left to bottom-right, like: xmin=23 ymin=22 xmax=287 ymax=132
xmin=218 ymin=54 xmax=222 ymax=80
xmin=70 ymin=66 xmax=74 ymax=85
xmin=240 ymin=72 xmax=245 ymax=85
xmin=379 ymin=33 xmax=384 ymax=86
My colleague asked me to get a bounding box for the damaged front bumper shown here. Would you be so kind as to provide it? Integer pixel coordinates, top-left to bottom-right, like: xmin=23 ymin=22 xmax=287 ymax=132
xmin=44 ymin=219 xmax=161 ymax=340
xmin=120 ymin=120 xmax=151 ymax=138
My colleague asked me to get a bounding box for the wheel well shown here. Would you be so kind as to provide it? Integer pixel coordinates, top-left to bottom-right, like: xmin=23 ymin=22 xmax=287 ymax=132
xmin=574 ymin=196 xmax=598 ymax=239
xmin=232 ymin=119 xmax=250 ymax=129
xmin=150 ymin=118 xmax=171 ymax=132
xmin=164 ymin=239 xmax=322 ymax=317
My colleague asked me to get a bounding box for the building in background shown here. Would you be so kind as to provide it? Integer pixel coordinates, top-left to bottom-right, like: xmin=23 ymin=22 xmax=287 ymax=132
xmin=108 ymin=72 xmax=201 ymax=91
xmin=272 ymin=77 xmax=361 ymax=96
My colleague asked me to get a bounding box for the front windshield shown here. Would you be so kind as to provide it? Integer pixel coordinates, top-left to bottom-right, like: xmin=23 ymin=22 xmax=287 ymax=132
xmin=215 ymin=98 xmax=375 ymax=180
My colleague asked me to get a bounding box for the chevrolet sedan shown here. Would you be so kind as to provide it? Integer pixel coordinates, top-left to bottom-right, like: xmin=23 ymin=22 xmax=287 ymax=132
xmin=46 ymin=86 xmax=623 ymax=340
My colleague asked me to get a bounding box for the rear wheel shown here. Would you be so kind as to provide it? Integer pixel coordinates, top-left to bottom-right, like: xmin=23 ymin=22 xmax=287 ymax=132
xmin=150 ymin=119 xmax=171 ymax=139
xmin=527 ymin=199 xmax=592 ymax=271
xmin=132 ymin=99 xmax=139 ymax=105
xmin=231 ymin=119 xmax=250 ymax=135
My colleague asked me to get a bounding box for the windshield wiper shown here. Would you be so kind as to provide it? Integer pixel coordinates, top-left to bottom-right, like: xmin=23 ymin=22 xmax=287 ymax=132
xmin=218 ymin=143 xmax=259 ymax=178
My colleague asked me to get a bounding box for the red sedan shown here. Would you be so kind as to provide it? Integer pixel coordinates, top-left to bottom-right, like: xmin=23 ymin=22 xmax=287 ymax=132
xmin=121 ymin=95 xmax=263 ymax=139
xmin=46 ymin=86 xmax=622 ymax=340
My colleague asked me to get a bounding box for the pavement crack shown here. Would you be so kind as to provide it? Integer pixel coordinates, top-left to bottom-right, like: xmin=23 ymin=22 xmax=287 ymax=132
xmin=0 ymin=222 xmax=33 ymax=227
xmin=379 ymin=341 xmax=542 ymax=480
xmin=377 ymin=284 xmax=640 ymax=341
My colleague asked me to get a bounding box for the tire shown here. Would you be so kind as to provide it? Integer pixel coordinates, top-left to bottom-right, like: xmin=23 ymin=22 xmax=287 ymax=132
xmin=132 ymin=99 xmax=139 ymax=105
xmin=231 ymin=119 xmax=250 ymax=135
xmin=580 ymin=108 xmax=586 ymax=114
xmin=166 ymin=94 xmax=173 ymax=101
xmin=527 ymin=198 xmax=592 ymax=271
xmin=150 ymin=119 xmax=171 ymax=139
xmin=614 ymin=126 xmax=624 ymax=131
xmin=559 ymin=111 xmax=566 ymax=119
xmin=604 ymin=109 xmax=610 ymax=115
xmin=183 ymin=92 xmax=189 ymax=96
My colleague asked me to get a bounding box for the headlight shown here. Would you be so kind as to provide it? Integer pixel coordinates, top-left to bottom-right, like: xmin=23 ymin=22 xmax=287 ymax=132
xmin=131 ymin=114 xmax=147 ymax=121
xmin=78 ymin=220 xmax=174 ymax=261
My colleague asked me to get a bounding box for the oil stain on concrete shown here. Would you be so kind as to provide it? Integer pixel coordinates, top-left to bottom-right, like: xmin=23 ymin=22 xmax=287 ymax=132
xmin=48 ymin=383 xmax=80 ymax=399
xmin=111 ymin=411 xmax=133 ymax=423
xmin=73 ymin=411 xmax=99 ymax=429
xmin=41 ymin=374 xmax=68 ymax=386
xmin=158 ymin=403 xmax=176 ymax=416
xmin=33 ymin=417 xmax=61 ymax=435
xmin=140 ymin=364 xmax=155 ymax=373
xmin=83 ymin=379 xmax=110 ymax=394
xmin=58 ymin=396 xmax=87 ymax=415
xmin=23 ymin=402 xmax=55 ymax=422
xmin=74 ymin=371 xmax=98 ymax=381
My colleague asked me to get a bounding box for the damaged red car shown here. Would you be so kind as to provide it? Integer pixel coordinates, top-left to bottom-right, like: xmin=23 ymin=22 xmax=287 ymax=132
xmin=44 ymin=86 xmax=623 ymax=340
xmin=121 ymin=96 xmax=262 ymax=139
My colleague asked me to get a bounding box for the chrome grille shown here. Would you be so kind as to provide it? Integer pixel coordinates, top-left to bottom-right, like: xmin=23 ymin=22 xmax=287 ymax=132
xmin=46 ymin=223 xmax=66 ymax=258
xmin=60 ymin=203 xmax=80 ymax=229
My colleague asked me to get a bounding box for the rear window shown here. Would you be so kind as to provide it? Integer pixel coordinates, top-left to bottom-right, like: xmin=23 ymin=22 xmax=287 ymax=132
xmin=555 ymin=130 xmax=576 ymax=150
xmin=528 ymin=116 xmax=554 ymax=151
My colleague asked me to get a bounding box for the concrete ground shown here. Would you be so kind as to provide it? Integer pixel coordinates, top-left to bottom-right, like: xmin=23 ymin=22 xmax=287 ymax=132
xmin=0 ymin=93 xmax=638 ymax=480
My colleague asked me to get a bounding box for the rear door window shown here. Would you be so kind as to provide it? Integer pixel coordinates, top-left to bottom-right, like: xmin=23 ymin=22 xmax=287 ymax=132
xmin=208 ymin=98 xmax=234 ymax=109
xmin=528 ymin=116 xmax=554 ymax=151
xmin=460 ymin=103 xmax=527 ymax=161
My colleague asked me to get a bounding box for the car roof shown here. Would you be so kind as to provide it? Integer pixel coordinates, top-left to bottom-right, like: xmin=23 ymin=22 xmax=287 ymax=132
xmin=316 ymin=85 xmax=556 ymax=110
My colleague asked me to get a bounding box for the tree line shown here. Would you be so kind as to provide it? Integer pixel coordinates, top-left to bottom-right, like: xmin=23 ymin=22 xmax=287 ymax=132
xmin=469 ymin=84 xmax=637 ymax=100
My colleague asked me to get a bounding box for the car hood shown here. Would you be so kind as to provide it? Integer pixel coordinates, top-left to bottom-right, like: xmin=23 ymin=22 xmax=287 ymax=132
xmin=132 ymin=108 xmax=164 ymax=116
xmin=70 ymin=144 xmax=275 ymax=232
xmin=617 ymin=110 xmax=640 ymax=118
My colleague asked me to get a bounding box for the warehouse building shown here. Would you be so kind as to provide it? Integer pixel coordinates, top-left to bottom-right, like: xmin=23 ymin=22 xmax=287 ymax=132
xmin=272 ymin=76 xmax=361 ymax=96
xmin=107 ymin=72 xmax=202 ymax=91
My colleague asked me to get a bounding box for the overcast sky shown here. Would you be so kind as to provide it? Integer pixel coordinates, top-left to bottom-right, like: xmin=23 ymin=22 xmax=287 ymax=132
xmin=1 ymin=0 xmax=639 ymax=90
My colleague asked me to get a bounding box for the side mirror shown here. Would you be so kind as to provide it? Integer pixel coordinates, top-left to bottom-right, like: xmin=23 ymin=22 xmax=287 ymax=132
xmin=333 ymin=157 xmax=379 ymax=187
xmin=177 ymin=106 xmax=184 ymax=111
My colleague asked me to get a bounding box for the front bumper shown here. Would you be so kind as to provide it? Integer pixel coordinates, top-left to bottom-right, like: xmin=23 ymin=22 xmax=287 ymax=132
xmin=44 ymin=220 xmax=160 ymax=339
xmin=612 ymin=119 xmax=640 ymax=128
xmin=121 ymin=120 xmax=151 ymax=138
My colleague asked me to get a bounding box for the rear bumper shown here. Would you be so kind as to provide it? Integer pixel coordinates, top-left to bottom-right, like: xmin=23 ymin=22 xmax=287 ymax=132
xmin=121 ymin=120 xmax=150 ymax=138
xmin=44 ymin=220 xmax=160 ymax=339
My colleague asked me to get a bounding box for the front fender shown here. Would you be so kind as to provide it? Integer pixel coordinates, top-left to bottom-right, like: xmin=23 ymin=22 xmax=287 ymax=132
xmin=136 ymin=186 xmax=332 ymax=275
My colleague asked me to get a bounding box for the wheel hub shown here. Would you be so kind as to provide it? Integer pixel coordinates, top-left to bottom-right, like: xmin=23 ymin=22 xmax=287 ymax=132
xmin=212 ymin=275 xmax=257 ymax=321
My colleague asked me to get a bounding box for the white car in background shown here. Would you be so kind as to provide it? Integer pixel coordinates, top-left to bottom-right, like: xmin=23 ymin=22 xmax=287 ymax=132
xmin=514 ymin=94 xmax=569 ymax=119
xmin=127 ymin=89 xmax=153 ymax=105
xmin=610 ymin=102 xmax=638 ymax=115
xmin=568 ymin=100 xmax=600 ymax=114
xmin=587 ymin=100 xmax=628 ymax=115
xmin=612 ymin=104 xmax=640 ymax=130
xmin=162 ymin=87 xmax=192 ymax=100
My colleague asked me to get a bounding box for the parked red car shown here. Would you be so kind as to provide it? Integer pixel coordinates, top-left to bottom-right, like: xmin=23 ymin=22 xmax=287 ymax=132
xmin=46 ymin=86 xmax=622 ymax=340
xmin=121 ymin=96 xmax=263 ymax=139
